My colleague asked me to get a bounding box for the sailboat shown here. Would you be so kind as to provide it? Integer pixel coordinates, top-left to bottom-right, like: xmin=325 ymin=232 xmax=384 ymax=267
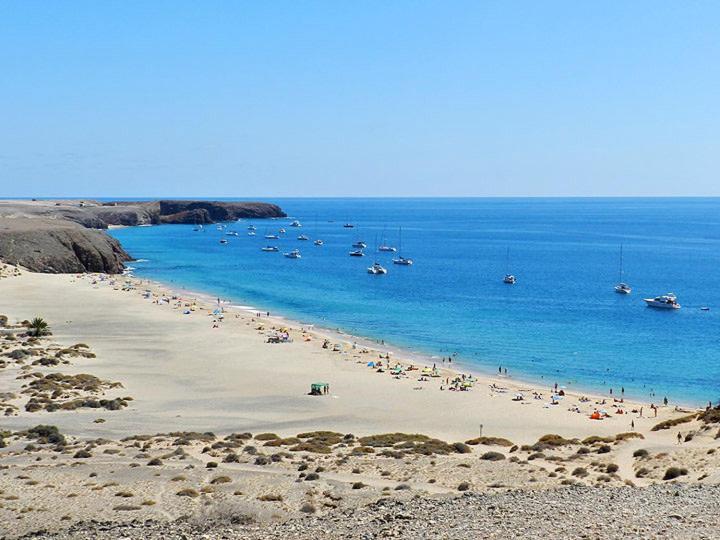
xmin=614 ymin=245 xmax=631 ymax=294
xmin=378 ymin=227 xmax=397 ymax=252
xmin=392 ymin=227 xmax=413 ymax=265
xmin=503 ymin=248 xmax=516 ymax=284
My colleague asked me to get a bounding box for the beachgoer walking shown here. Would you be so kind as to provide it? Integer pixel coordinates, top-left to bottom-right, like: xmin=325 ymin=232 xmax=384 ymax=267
xmin=631 ymin=419 xmax=635 ymax=430
xmin=677 ymin=432 xmax=682 ymax=444
xmin=663 ymin=396 xmax=668 ymax=406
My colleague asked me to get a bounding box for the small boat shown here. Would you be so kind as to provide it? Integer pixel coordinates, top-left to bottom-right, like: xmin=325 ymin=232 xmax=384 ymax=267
xmin=248 ymin=231 xmax=256 ymax=236
xmin=261 ymin=246 xmax=279 ymax=252
xmin=290 ymin=220 xmax=302 ymax=227
xmin=343 ymin=223 xmax=354 ymax=228
xmin=314 ymin=239 xmax=324 ymax=246
xmin=393 ymin=256 xmax=413 ymax=266
xmin=219 ymin=239 xmax=228 ymax=245
xmin=615 ymin=283 xmax=632 ymax=294
xmin=265 ymin=234 xmax=279 ymax=239
xmin=392 ymin=227 xmax=413 ymax=265
xmin=226 ymin=231 xmax=239 ymax=236
xmin=701 ymin=307 xmax=710 ymax=311
xmin=614 ymin=245 xmax=631 ymax=294
xmin=279 ymin=228 xmax=286 ymax=234
xmin=644 ymin=293 xmax=680 ymax=309
xmin=378 ymin=245 xmax=397 ymax=252
xmin=503 ymin=248 xmax=516 ymax=284
xmin=349 ymin=249 xmax=365 ymax=257
xmin=247 ymin=225 xmax=256 ymax=231
xmin=284 ymin=249 xmax=301 ymax=259
xmin=367 ymin=262 xmax=388 ymax=275
xmin=297 ymin=234 xmax=309 ymax=241
xmin=352 ymin=241 xmax=367 ymax=249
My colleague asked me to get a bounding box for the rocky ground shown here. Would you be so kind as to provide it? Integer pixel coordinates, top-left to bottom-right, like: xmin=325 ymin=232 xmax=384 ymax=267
xmin=16 ymin=484 xmax=720 ymax=539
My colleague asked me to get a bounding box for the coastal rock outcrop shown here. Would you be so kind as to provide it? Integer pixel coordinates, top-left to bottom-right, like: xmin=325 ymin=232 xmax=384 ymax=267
xmin=0 ymin=218 xmax=131 ymax=274
xmin=0 ymin=198 xmax=286 ymax=274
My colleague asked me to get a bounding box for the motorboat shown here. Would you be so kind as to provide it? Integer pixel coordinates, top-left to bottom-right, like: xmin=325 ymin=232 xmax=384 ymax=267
xmin=349 ymin=249 xmax=365 ymax=257
xmin=314 ymin=239 xmax=324 ymax=246
xmin=279 ymin=228 xmax=286 ymax=234
xmin=378 ymin=245 xmax=397 ymax=252
xmin=216 ymin=225 xmax=224 ymax=231
xmin=352 ymin=241 xmax=367 ymax=249
xmin=284 ymin=249 xmax=301 ymax=259
xmin=297 ymin=234 xmax=309 ymax=241
xmin=290 ymin=220 xmax=302 ymax=227
xmin=247 ymin=225 xmax=256 ymax=231
xmin=247 ymin=231 xmax=256 ymax=236
xmin=261 ymin=246 xmax=279 ymax=252
xmin=503 ymin=274 xmax=516 ymax=284
xmin=644 ymin=293 xmax=680 ymax=309
xmin=219 ymin=239 xmax=228 ymax=245
xmin=343 ymin=223 xmax=354 ymax=228
xmin=265 ymin=234 xmax=279 ymax=239
xmin=615 ymin=283 xmax=632 ymax=294
xmin=614 ymin=245 xmax=631 ymax=294
xmin=367 ymin=262 xmax=388 ymax=275
xmin=226 ymin=231 xmax=239 ymax=236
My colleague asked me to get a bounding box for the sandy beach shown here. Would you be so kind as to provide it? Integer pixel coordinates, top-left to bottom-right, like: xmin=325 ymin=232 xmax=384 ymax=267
xmin=2 ymin=263 xmax=719 ymax=538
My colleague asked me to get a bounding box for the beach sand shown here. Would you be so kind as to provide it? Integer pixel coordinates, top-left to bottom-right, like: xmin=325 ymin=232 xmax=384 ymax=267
xmin=2 ymin=264 xmax=719 ymax=539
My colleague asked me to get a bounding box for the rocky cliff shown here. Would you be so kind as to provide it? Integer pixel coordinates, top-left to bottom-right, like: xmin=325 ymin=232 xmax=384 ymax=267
xmin=0 ymin=199 xmax=286 ymax=274
xmin=0 ymin=218 xmax=131 ymax=274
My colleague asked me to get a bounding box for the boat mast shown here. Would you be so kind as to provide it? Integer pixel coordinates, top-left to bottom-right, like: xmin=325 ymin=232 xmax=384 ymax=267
xmin=619 ymin=244 xmax=624 ymax=283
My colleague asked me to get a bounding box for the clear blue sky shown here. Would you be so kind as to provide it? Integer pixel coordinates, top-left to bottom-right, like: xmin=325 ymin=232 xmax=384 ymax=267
xmin=1 ymin=1 xmax=718 ymax=197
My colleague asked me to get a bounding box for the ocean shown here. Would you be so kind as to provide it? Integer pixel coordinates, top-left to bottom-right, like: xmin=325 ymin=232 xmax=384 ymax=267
xmin=109 ymin=198 xmax=720 ymax=405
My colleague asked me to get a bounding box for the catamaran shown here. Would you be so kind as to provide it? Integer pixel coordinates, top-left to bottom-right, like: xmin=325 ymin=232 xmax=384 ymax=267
xmin=367 ymin=262 xmax=388 ymax=274
xmin=503 ymin=247 xmax=516 ymax=284
xmin=349 ymin=249 xmax=365 ymax=257
xmin=392 ymin=227 xmax=413 ymax=265
xmin=614 ymin=245 xmax=631 ymax=294
xmin=284 ymin=249 xmax=301 ymax=259
xmin=378 ymin=228 xmax=397 ymax=252
xmin=644 ymin=293 xmax=680 ymax=309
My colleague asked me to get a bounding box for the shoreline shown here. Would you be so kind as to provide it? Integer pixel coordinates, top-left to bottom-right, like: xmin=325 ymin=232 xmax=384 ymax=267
xmin=124 ymin=264 xmax=705 ymax=411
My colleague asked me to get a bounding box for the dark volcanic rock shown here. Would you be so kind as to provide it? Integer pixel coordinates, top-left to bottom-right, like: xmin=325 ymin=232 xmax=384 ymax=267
xmin=156 ymin=200 xmax=285 ymax=223
xmin=0 ymin=218 xmax=131 ymax=273
xmin=158 ymin=208 xmax=212 ymax=225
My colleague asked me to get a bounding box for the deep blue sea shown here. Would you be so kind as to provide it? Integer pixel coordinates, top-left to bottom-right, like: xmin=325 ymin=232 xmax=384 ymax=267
xmin=109 ymin=198 xmax=720 ymax=405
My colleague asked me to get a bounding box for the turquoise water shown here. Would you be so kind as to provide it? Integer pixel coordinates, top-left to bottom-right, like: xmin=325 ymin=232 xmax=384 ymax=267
xmin=110 ymin=198 xmax=720 ymax=405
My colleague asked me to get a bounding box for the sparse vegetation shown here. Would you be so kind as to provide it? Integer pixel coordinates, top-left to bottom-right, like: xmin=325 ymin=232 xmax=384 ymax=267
xmin=651 ymin=414 xmax=697 ymax=431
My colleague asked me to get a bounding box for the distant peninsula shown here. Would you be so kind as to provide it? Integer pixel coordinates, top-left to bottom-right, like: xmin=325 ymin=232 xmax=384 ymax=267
xmin=0 ymin=199 xmax=286 ymax=274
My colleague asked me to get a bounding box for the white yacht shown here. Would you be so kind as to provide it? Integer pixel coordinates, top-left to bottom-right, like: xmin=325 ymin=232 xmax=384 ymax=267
xmin=265 ymin=233 xmax=279 ymax=239
xmin=247 ymin=231 xmax=256 ymax=236
xmin=226 ymin=231 xmax=239 ymax=236
xmin=290 ymin=220 xmax=302 ymax=227
xmin=314 ymin=239 xmax=324 ymax=246
xmin=352 ymin=241 xmax=367 ymax=249
xmin=367 ymin=262 xmax=388 ymax=275
xmin=349 ymin=249 xmax=365 ymax=257
xmin=279 ymin=228 xmax=286 ymax=234
xmin=247 ymin=225 xmax=256 ymax=231
xmin=378 ymin=245 xmax=397 ymax=252
xmin=284 ymin=249 xmax=301 ymax=259
xmin=297 ymin=234 xmax=309 ymax=241
xmin=261 ymin=246 xmax=279 ymax=252
xmin=644 ymin=293 xmax=680 ymax=309
xmin=614 ymin=245 xmax=631 ymax=294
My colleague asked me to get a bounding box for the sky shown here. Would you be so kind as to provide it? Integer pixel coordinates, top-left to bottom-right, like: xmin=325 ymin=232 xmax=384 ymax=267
xmin=1 ymin=1 xmax=719 ymax=198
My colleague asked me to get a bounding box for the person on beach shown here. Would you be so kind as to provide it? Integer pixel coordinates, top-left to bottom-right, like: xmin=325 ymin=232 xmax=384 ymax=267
xmin=664 ymin=396 xmax=668 ymax=406
xmin=631 ymin=419 xmax=635 ymax=430
xmin=677 ymin=432 xmax=682 ymax=444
